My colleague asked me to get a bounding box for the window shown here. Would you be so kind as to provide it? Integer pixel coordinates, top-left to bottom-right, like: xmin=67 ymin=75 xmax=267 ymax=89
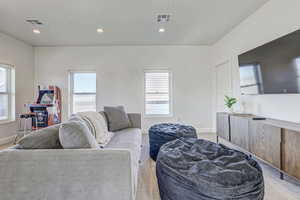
xmin=0 ymin=64 xmax=15 ymax=122
xmin=144 ymin=70 xmax=172 ymax=116
xmin=70 ymin=72 xmax=96 ymax=114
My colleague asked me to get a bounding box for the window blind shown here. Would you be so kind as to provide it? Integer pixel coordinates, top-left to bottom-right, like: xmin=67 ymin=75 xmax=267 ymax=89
xmin=145 ymin=71 xmax=170 ymax=115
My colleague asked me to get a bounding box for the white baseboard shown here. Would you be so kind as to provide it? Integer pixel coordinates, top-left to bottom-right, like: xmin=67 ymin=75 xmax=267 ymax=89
xmin=196 ymin=128 xmax=215 ymax=133
xmin=0 ymin=135 xmax=16 ymax=146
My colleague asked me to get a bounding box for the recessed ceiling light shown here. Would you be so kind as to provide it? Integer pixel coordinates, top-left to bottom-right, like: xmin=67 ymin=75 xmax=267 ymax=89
xmin=159 ymin=28 xmax=165 ymax=33
xmin=33 ymin=28 xmax=41 ymax=34
xmin=97 ymin=28 xmax=104 ymax=33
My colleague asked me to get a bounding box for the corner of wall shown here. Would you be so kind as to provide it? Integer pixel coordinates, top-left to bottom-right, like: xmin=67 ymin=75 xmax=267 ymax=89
xmin=33 ymin=47 xmax=38 ymax=99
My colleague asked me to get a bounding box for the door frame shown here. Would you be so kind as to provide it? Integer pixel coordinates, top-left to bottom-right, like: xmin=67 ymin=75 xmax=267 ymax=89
xmin=212 ymin=59 xmax=233 ymax=131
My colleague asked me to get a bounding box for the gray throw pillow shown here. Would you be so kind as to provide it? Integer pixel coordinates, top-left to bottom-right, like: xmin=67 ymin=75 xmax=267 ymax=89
xmin=104 ymin=106 xmax=131 ymax=131
xmin=17 ymin=124 xmax=62 ymax=149
xmin=59 ymin=120 xmax=99 ymax=149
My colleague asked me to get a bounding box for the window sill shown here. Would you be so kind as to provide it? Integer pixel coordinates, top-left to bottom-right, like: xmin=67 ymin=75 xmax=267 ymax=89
xmin=0 ymin=120 xmax=16 ymax=125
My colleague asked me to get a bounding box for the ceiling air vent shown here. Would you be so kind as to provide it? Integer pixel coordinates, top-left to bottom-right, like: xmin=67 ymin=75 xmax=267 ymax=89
xmin=157 ymin=14 xmax=171 ymax=23
xmin=26 ymin=19 xmax=43 ymax=25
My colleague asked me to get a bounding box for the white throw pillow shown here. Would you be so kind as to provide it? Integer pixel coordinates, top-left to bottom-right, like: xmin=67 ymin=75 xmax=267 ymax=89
xmin=77 ymin=111 xmax=112 ymax=146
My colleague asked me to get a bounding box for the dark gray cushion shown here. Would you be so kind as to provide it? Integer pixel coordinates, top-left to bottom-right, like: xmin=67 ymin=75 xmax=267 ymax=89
xmin=17 ymin=124 xmax=62 ymax=149
xmin=59 ymin=120 xmax=99 ymax=149
xmin=104 ymin=106 xmax=131 ymax=131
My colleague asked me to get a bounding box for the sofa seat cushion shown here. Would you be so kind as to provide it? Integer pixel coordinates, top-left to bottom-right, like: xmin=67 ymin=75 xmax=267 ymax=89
xmin=107 ymin=128 xmax=142 ymax=146
xmin=105 ymin=128 xmax=142 ymax=191
xmin=106 ymin=128 xmax=142 ymax=162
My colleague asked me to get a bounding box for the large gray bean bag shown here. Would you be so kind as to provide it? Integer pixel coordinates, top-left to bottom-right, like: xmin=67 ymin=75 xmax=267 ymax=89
xmin=156 ymin=138 xmax=264 ymax=200
xmin=149 ymin=123 xmax=197 ymax=161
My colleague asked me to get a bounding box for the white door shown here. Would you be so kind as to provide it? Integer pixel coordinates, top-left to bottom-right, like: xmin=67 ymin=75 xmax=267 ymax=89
xmin=215 ymin=61 xmax=232 ymax=112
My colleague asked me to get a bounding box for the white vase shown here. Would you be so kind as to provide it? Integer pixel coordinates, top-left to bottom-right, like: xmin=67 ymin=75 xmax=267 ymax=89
xmin=228 ymin=107 xmax=234 ymax=113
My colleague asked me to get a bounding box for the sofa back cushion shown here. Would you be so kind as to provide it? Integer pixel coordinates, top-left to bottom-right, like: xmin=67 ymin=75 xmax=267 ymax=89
xmin=59 ymin=120 xmax=99 ymax=149
xmin=17 ymin=124 xmax=62 ymax=149
xmin=76 ymin=112 xmax=114 ymax=147
xmin=104 ymin=106 xmax=131 ymax=131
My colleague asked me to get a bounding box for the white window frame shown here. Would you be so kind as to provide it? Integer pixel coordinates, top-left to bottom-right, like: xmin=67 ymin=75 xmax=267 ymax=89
xmin=0 ymin=63 xmax=15 ymax=123
xmin=68 ymin=70 xmax=97 ymax=115
xmin=144 ymin=69 xmax=173 ymax=118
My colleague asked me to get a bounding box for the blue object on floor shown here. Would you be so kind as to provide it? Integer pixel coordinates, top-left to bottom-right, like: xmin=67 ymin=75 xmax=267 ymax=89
xmin=156 ymin=138 xmax=265 ymax=200
xmin=149 ymin=123 xmax=197 ymax=161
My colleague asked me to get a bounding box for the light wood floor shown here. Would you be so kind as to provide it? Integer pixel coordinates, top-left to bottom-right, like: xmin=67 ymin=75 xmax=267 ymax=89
xmin=137 ymin=133 xmax=300 ymax=200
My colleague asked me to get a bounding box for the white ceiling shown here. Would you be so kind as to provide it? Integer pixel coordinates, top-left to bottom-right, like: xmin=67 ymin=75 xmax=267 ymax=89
xmin=0 ymin=0 xmax=269 ymax=46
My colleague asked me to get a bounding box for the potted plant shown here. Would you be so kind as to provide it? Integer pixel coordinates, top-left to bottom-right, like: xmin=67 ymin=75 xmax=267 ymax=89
xmin=224 ymin=96 xmax=237 ymax=113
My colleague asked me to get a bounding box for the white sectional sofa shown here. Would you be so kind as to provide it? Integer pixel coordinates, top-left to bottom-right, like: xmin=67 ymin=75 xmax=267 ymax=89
xmin=0 ymin=113 xmax=142 ymax=200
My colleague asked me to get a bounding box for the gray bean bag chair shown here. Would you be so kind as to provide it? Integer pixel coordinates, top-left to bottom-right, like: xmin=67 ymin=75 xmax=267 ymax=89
xmin=156 ymin=138 xmax=264 ymax=200
xmin=149 ymin=123 xmax=197 ymax=161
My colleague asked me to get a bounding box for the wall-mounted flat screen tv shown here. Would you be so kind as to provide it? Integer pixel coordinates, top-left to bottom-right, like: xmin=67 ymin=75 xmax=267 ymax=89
xmin=238 ymin=29 xmax=300 ymax=95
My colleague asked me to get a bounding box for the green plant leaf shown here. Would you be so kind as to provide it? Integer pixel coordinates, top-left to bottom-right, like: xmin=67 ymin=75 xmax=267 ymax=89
xmin=224 ymin=95 xmax=237 ymax=109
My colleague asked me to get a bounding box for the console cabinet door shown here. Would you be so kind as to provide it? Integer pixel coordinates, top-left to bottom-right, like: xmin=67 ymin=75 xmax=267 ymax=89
xmin=282 ymin=129 xmax=300 ymax=180
xmin=249 ymin=121 xmax=281 ymax=169
xmin=216 ymin=113 xmax=230 ymax=141
xmin=230 ymin=116 xmax=249 ymax=151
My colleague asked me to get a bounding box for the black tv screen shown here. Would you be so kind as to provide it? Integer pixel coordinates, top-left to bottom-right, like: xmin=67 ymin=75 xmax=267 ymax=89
xmin=238 ymin=29 xmax=300 ymax=95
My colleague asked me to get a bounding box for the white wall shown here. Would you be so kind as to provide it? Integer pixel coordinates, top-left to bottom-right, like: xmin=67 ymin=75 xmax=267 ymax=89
xmin=211 ymin=0 xmax=300 ymax=127
xmin=0 ymin=33 xmax=34 ymax=140
xmin=34 ymin=46 xmax=213 ymax=132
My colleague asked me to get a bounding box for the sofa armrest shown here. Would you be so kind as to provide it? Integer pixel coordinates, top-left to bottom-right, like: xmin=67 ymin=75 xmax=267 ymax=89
xmin=0 ymin=149 xmax=135 ymax=200
xmin=128 ymin=113 xmax=141 ymax=129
